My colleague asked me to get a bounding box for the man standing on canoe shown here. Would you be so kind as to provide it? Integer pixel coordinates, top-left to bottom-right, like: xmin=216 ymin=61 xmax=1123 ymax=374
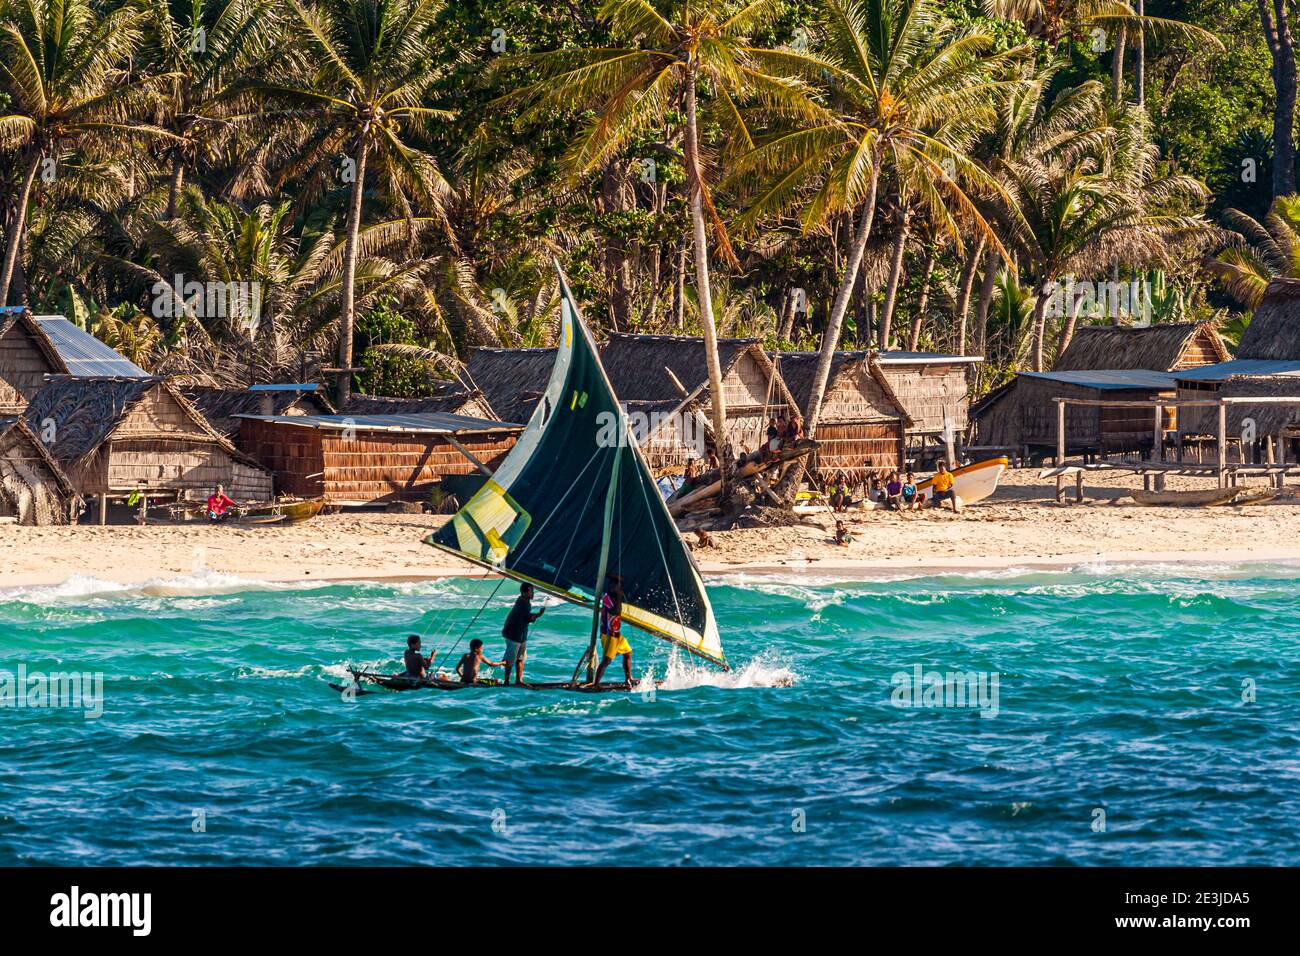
xmin=501 ymin=583 xmax=544 ymax=686
xmin=591 ymin=574 xmax=633 ymax=689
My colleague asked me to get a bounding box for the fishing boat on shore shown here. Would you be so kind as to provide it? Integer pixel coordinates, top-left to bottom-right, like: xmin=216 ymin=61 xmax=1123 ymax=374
xmin=914 ymin=457 xmax=1009 ymax=506
xmin=337 ymin=264 xmax=728 ymax=696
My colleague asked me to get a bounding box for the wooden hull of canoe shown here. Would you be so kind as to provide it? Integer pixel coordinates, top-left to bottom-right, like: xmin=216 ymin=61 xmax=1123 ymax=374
xmin=1129 ymin=487 xmax=1242 ymax=507
xmin=334 ymin=670 xmax=657 ymax=694
xmin=914 ymin=457 xmax=1009 ymax=506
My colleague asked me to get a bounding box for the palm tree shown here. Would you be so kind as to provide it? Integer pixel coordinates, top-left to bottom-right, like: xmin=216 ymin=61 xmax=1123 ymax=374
xmin=729 ymin=0 xmax=1023 ymax=433
xmin=507 ymin=0 xmax=820 ymax=462
xmin=0 ymin=0 xmax=170 ymax=306
xmin=982 ymin=1 xmax=1221 ymax=106
xmin=1204 ymin=195 xmax=1300 ymax=309
xmin=238 ymin=0 xmax=452 ymax=404
xmin=137 ymin=0 xmax=282 ymax=220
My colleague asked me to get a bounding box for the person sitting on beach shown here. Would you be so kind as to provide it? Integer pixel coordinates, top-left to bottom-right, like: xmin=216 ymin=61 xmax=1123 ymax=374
xmin=592 ymin=574 xmax=633 ymax=689
xmin=834 ymin=520 xmax=854 ymax=546
xmin=866 ymin=476 xmax=883 ymax=505
xmin=930 ymin=462 xmax=960 ymax=513
xmin=765 ymin=417 xmax=781 ymax=459
xmin=501 ymin=583 xmax=544 ymax=686
xmin=206 ymin=484 xmax=236 ymax=523
xmin=403 ymin=634 xmax=431 ymax=678
xmin=902 ymin=471 xmax=919 ymax=510
xmin=884 ymin=472 xmax=904 ymax=511
xmin=456 ymin=639 xmax=504 ymax=685
xmin=682 ymin=456 xmax=700 ymax=490
xmin=707 ymin=450 xmax=720 ymax=472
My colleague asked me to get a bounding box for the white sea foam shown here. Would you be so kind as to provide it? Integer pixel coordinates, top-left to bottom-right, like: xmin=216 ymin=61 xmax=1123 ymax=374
xmin=646 ymin=648 xmax=797 ymax=691
xmin=0 ymin=570 xmax=331 ymax=606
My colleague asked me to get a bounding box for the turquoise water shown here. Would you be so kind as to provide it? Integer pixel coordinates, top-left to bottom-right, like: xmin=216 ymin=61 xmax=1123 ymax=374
xmin=1 ymin=564 xmax=1298 ymax=866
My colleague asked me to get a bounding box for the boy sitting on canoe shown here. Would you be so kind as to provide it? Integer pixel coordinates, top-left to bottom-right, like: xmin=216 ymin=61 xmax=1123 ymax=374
xmin=403 ymin=634 xmax=431 ymax=678
xmin=456 ymin=639 xmax=504 ymax=685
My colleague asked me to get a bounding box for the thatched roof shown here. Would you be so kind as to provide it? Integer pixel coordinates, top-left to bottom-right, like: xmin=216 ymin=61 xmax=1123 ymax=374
xmin=182 ymin=386 xmax=332 ymax=438
xmin=22 ymin=377 xmax=262 ymax=468
xmin=1237 ymin=277 xmax=1300 ymax=360
xmin=600 ymin=333 xmax=762 ymax=404
xmin=1054 ymin=322 xmax=1229 ymax=372
xmin=774 ymin=351 xmax=910 ymax=424
xmin=1213 ymin=374 xmax=1300 ymax=434
xmin=0 ymin=308 xmax=66 ymax=373
xmin=0 ymin=415 xmax=75 ymax=498
xmin=342 ymin=388 xmax=499 ymax=421
xmin=462 ymin=348 xmax=556 ymax=424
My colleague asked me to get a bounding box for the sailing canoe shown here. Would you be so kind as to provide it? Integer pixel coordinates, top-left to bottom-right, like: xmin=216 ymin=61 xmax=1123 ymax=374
xmin=424 ymin=263 xmax=727 ymax=670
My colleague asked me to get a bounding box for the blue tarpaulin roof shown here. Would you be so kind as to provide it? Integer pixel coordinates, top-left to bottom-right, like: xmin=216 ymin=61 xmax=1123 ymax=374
xmin=34 ymin=316 xmax=150 ymax=378
xmin=247 ymin=383 xmax=320 ymax=392
xmin=235 ymin=412 xmax=520 ymax=434
xmin=1019 ymin=369 xmax=1179 ymax=390
xmin=1173 ymin=359 xmax=1300 ymax=382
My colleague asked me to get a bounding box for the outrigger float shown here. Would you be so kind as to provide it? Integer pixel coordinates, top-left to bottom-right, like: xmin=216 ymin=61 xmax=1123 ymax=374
xmin=333 ymin=264 xmax=728 ymax=698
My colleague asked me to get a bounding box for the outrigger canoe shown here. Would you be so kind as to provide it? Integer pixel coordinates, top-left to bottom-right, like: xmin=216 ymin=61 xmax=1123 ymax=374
xmin=1129 ymin=486 xmax=1278 ymax=507
xmin=329 ymin=669 xmax=658 ymax=695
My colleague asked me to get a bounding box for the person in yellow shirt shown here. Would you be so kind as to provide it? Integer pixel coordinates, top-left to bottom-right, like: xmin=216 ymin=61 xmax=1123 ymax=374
xmin=930 ymin=462 xmax=961 ymax=513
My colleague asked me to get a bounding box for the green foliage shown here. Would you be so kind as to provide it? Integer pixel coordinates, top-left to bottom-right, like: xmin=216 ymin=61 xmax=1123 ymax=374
xmin=355 ymin=302 xmax=435 ymax=398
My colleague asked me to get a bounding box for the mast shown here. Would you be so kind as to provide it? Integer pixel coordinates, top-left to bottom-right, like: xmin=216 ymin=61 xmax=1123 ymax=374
xmin=572 ymin=439 xmax=622 ymax=685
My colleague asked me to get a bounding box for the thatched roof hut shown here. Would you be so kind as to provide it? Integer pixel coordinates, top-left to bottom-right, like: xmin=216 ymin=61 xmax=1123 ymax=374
xmin=1054 ymin=322 xmax=1229 ymax=372
xmin=1237 ymin=277 xmax=1300 ymax=360
xmin=972 ymin=370 xmax=1179 ymax=457
xmin=872 ymin=351 xmax=982 ymax=440
xmin=600 ymin=333 xmax=797 ymax=470
xmin=236 ymin=411 xmax=521 ymax=506
xmin=22 ymin=377 xmax=272 ymax=504
xmin=1176 ymin=373 xmax=1300 ymax=440
xmin=462 ymin=347 xmax=556 ymax=424
xmin=182 ymin=385 xmax=333 ymax=439
xmin=342 ymin=388 xmax=499 ymax=423
xmin=776 ymin=351 xmax=909 ymax=479
xmin=0 ymin=416 xmax=76 ymax=525
xmin=2 ymin=309 xmax=151 ymax=414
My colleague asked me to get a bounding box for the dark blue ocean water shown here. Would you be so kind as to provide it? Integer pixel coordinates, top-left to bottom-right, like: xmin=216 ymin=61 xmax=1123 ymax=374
xmin=1 ymin=564 xmax=1297 ymax=866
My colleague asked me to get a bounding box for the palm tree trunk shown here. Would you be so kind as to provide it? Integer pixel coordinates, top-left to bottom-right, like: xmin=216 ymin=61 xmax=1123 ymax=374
xmin=1135 ymin=1 xmax=1146 ymax=107
xmin=1056 ymin=281 xmax=1086 ymax=356
xmin=955 ymin=238 xmax=984 ymax=355
xmin=907 ymin=246 xmax=936 ymax=351
xmin=673 ymin=240 xmax=687 ymax=331
xmin=879 ymin=208 xmax=911 ymax=350
xmin=685 ymin=80 xmax=729 ymax=463
xmin=805 ymin=163 xmax=881 ymax=436
xmin=1032 ymin=282 xmax=1052 ymax=372
xmin=0 ymin=149 xmax=42 ymax=308
xmin=166 ymin=149 xmax=186 ymax=220
xmin=973 ymin=249 xmax=999 ymax=357
xmin=778 ymin=285 xmax=797 ymax=341
xmin=1112 ymin=29 xmax=1127 ymax=101
xmin=1260 ymin=0 xmax=1298 ymax=197
xmin=336 ymin=137 xmax=370 ymax=407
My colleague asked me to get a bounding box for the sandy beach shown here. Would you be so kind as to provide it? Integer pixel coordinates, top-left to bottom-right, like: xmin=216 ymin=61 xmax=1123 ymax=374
xmin=3 ymin=467 xmax=1299 ymax=588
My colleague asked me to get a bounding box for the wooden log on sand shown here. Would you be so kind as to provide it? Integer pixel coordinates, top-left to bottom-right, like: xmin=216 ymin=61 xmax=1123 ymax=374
xmin=667 ymin=438 xmax=819 ymax=517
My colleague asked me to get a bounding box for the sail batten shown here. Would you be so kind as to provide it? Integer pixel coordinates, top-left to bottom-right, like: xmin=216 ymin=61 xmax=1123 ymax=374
xmin=424 ymin=265 xmax=725 ymax=667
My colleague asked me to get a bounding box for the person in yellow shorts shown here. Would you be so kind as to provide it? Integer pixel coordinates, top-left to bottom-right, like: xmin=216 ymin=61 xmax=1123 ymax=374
xmin=592 ymin=574 xmax=632 ymax=688
xmin=929 ymin=462 xmax=960 ymax=513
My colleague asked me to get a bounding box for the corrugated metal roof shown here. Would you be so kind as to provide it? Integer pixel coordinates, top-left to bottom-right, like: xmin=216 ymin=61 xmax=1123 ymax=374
xmin=235 ymin=412 xmax=521 ymax=434
xmin=33 ymin=316 xmax=150 ymax=378
xmin=1019 ymin=369 xmax=1178 ymax=390
xmin=1173 ymin=359 xmax=1300 ymax=382
xmin=874 ymin=350 xmax=984 ymax=365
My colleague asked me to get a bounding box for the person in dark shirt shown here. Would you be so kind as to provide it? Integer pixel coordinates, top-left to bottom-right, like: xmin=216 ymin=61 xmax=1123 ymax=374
xmin=403 ymin=634 xmax=430 ymax=678
xmin=501 ymin=583 xmax=544 ymax=686
xmin=456 ymin=639 xmax=504 ymax=685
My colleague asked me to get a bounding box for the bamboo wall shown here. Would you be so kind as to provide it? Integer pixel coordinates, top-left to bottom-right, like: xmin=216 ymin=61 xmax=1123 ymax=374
xmin=239 ymin=418 xmax=518 ymax=504
xmin=878 ymin=363 xmax=970 ymax=435
xmin=0 ymin=322 xmax=57 ymax=413
xmin=811 ymin=422 xmax=905 ymax=480
xmin=1018 ymin=378 xmax=1174 ymax=452
xmin=705 ymin=353 xmax=790 ymax=456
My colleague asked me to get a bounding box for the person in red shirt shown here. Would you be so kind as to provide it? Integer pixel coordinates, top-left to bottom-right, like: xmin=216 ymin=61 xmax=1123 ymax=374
xmin=206 ymin=484 xmax=236 ymax=523
xmin=592 ymin=574 xmax=633 ymax=689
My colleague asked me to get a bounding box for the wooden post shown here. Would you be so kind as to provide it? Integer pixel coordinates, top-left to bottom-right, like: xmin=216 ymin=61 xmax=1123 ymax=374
xmin=1056 ymin=400 xmax=1066 ymax=467
xmin=1152 ymin=404 xmax=1163 ymax=462
xmin=944 ymin=406 xmax=956 ymax=467
xmin=1216 ymin=403 xmax=1227 ymax=488
xmin=98 ymin=493 xmax=108 ymax=525
xmin=1075 ymin=470 xmax=1084 ymax=503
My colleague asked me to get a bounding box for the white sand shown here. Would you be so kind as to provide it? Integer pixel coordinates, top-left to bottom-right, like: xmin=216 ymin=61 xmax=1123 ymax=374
xmin=3 ymin=467 xmax=1299 ymax=588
